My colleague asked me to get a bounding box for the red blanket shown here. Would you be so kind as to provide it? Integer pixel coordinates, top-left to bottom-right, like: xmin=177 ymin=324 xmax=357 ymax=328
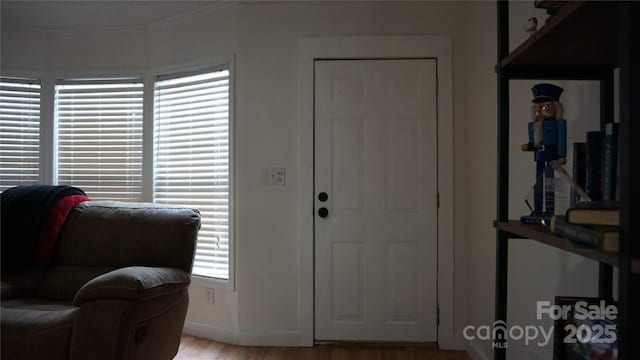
xmin=1 ymin=185 xmax=90 ymax=273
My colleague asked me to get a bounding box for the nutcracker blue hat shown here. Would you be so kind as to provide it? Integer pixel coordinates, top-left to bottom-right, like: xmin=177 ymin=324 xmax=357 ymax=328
xmin=531 ymin=83 xmax=564 ymax=103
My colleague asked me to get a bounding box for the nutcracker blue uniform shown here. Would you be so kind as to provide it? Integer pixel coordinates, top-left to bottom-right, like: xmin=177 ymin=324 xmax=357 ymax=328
xmin=522 ymin=83 xmax=567 ymax=217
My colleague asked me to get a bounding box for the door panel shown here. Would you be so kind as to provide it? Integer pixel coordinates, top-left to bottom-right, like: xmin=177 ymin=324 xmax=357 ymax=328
xmin=314 ymin=59 xmax=438 ymax=342
xmin=331 ymin=117 xmax=363 ymax=212
xmin=331 ymin=241 xmax=365 ymax=321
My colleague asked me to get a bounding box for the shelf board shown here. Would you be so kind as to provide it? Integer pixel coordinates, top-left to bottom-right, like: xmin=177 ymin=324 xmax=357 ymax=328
xmin=496 ymin=220 xmax=640 ymax=274
xmin=500 ymin=1 xmax=618 ymax=74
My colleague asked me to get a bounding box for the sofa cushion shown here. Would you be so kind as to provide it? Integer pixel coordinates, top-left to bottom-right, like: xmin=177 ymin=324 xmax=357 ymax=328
xmin=1 ymin=271 xmax=45 ymax=300
xmin=1 ymin=299 xmax=78 ymax=360
xmin=35 ymin=266 xmax=114 ymax=301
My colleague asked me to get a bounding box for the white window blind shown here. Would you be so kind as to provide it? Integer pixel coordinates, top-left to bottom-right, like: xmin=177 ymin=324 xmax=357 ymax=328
xmin=154 ymin=68 xmax=231 ymax=279
xmin=55 ymin=80 xmax=143 ymax=201
xmin=0 ymin=78 xmax=41 ymax=191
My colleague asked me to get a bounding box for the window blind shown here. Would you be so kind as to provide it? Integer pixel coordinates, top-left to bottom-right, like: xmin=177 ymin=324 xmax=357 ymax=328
xmin=154 ymin=69 xmax=231 ymax=279
xmin=55 ymin=80 xmax=143 ymax=201
xmin=0 ymin=78 xmax=41 ymax=191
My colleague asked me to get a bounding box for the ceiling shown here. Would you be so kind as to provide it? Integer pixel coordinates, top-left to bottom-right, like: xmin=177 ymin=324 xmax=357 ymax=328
xmin=0 ymin=1 xmax=218 ymax=30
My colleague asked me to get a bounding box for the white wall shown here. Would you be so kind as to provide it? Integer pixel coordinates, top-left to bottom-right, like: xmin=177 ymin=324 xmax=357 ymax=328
xmin=464 ymin=4 xmax=498 ymax=358
xmin=0 ymin=1 xmax=603 ymax=357
xmin=0 ymin=27 xmax=49 ymax=74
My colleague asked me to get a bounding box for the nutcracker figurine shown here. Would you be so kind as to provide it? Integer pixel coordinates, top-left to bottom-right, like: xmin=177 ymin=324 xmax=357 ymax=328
xmin=521 ymin=83 xmax=567 ymax=222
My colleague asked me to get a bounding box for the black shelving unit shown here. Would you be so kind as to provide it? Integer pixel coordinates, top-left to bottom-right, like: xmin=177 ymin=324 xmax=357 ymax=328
xmin=494 ymin=2 xmax=639 ymax=359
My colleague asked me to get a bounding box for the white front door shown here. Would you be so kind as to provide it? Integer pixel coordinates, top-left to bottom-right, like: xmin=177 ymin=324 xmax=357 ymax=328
xmin=314 ymin=59 xmax=438 ymax=342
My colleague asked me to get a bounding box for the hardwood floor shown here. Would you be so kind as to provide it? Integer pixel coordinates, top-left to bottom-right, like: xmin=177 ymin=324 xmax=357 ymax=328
xmin=174 ymin=335 xmax=471 ymax=360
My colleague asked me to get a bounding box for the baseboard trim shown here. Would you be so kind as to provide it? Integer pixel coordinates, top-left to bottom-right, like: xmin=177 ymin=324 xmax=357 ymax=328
xmin=236 ymin=329 xmax=302 ymax=347
xmin=182 ymin=320 xmax=238 ymax=344
xmin=183 ymin=321 xmax=303 ymax=347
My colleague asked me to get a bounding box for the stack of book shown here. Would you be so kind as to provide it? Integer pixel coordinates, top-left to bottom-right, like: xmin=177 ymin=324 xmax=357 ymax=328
xmin=550 ymin=201 xmax=620 ymax=252
xmin=573 ymin=123 xmax=620 ymax=204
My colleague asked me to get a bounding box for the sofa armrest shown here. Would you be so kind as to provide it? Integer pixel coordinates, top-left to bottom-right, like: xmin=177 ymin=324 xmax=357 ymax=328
xmin=73 ymin=266 xmax=191 ymax=306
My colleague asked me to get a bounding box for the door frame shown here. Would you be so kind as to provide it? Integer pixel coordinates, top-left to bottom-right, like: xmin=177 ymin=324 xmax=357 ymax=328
xmin=297 ymin=36 xmax=456 ymax=348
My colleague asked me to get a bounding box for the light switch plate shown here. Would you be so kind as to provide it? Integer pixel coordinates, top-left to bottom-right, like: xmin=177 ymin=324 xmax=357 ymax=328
xmin=261 ymin=167 xmax=286 ymax=185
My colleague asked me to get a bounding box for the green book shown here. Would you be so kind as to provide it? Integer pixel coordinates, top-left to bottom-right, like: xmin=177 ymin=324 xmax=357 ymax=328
xmin=550 ymin=215 xmax=619 ymax=252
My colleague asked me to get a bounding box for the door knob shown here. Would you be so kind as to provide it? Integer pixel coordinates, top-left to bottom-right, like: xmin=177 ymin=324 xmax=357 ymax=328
xmin=318 ymin=207 xmax=329 ymax=218
xmin=318 ymin=192 xmax=328 ymax=202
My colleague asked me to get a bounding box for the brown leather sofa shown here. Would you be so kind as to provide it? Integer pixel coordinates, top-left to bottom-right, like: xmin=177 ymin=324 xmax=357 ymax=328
xmin=1 ymin=201 xmax=201 ymax=360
